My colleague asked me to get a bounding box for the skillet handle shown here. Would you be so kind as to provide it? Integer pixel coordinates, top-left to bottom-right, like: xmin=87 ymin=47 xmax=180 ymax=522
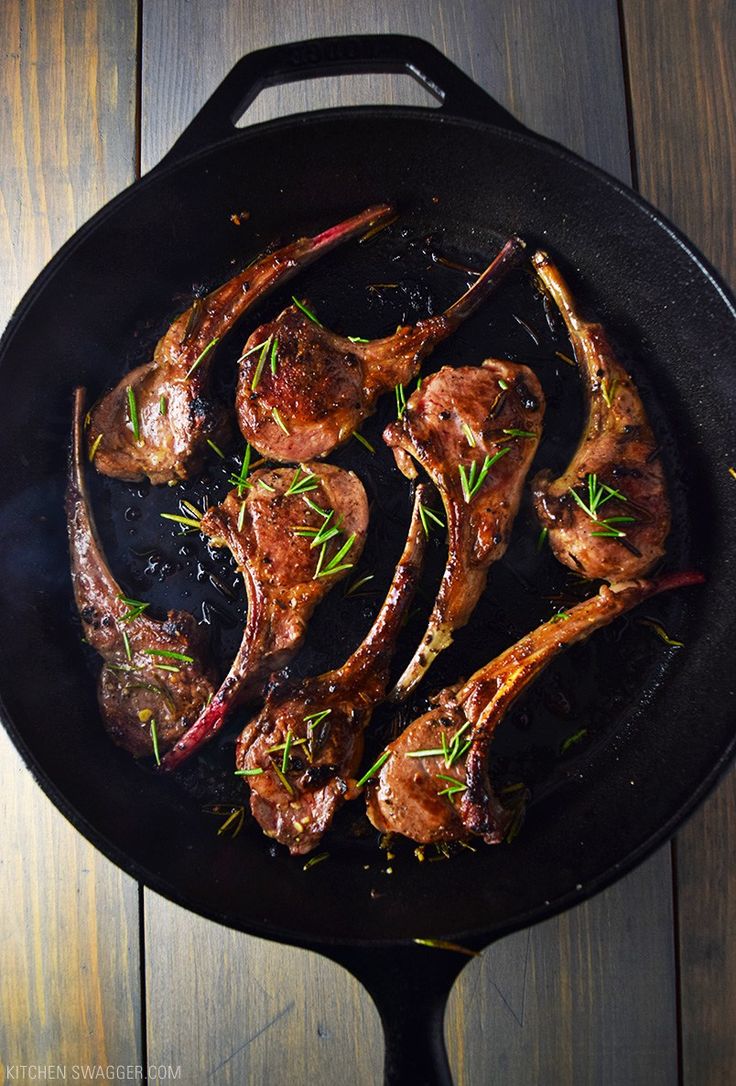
xmin=323 ymin=941 xmax=482 ymax=1085
xmin=160 ymin=34 xmax=527 ymax=167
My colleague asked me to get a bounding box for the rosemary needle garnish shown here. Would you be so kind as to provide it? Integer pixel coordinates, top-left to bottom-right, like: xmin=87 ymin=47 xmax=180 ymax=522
xmin=237 ymin=500 xmax=246 ymax=532
xmin=436 ymin=774 xmax=468 ymax=800
xmin=185 ymin=336 xmax=219 ymax=380
xmin=314 ymin=533 xmax=356 ymax=579
xmin=250 ymin=334 xmax=273 ymax=391
xmin=229 ymin=444 xmax=253 ymax=496
xmin=461 ymin=422 xmax=476 ymax=447
xmin=555 ymin=350 xmax=575 ymax=367
xmin=142 ymin=648 xmax=194 ymax=663
xmin=286 ymin=466 xmax=319 ymax=496
xmin=304 ymin=708 xmax=332 ymax=729
xmin=270 ymin=336 xmax=279 ymax=375
xmin=569 ymin=473 xmax=635 ymax=539
xmin=118 ymin=595 xmax=150 ymax=623
xmin=395 ymin=382 xmax=408 ymax=420
xmin=498 ymin=378 xmax=509 ymax=390
xmin=413 ymin=938 xmax=479 ymax=957
xmin=159 ymin=394 xmax=167 ymax=415
xmin=458 ymin=447 xmax=511 ymax=503
xmin=536 ymin=526 xmax=549 ymax=552
xmin=638 ymin=618 xmax=684 ymax=648
xmin=217 ymin=807 xmax=245 ymax=836
xmin=235 ymin=767 xmax=265 ymax=776
xmin=502 ymin=428 xmax=536 ymax=439
xmin=352 ymin=430 xmax=375 ymax=453
xmin=729 ymin=466 xmax=736 ymax=481
xmin=207 ymin=438 xmax=225 ymax=458
xmin=161 ymin=512 xmax=201 ymax=530
xmin=418 ymin=503 xmax=445 ymax=538
xmin=121 ymin=629 xmax=132 ymax=661
xmin=344 ymin=573 xmax=375 ymax=597
xmin=272 ymin=407 xmax=290 ymax=434
xmin=238 ymin=338 xmax=269 ymax=361
xmin=600 ymin=377 xmax=619 ymax=407
xmin=272 ymin=762 xmax=294 ymax=795
xmin=150 ymin=718 xmax=161 ymax=766
xmin=355 ymin=750 xmax=391 ymax=788
xmin=126 ymin=386 xmax=141 ymax=442
xmin=560 ymin=728 xmax=588 ymax=753
xmin=303 ymin=852 xmax=329 ymax=871
xmin=303 ymin=496 xmax=330 ymax=517
xmin=257 ymin=478 xmax=276 ymax=493
xmin=88 ymin=433 xmax=103 ymax=462
xmin=292 ymin=296 xmax=322 ymax=326
xmin=281 ymin=730 xmax=294 ymax=774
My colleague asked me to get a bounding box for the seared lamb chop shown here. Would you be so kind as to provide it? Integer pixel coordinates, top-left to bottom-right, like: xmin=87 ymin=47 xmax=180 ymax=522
xmin=384 ymin=361 xmax=545 ymax=700
xmin=367 ymin=571 xmax=703 ymax=845
xmin=87 ymin=204 xmax=394 ymax=485
xmin=531 ymin=251 xmax=671 ymax=579
xmin=161 ymin=462 xmax=369 ymax=769
xmin=67 ymin=388 xmax=217 ymax=758
xmin=235 ymin=486 xmax=428 ymax=855
xmin=235 ymin=235 xmax=526 ymax=461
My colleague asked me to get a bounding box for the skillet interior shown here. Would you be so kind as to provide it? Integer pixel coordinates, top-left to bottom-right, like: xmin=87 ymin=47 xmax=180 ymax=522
xmin=0 ymin=108 xmax=734 ymax=945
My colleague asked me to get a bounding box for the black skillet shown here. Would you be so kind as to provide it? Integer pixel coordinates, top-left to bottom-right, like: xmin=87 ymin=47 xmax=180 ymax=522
xmin=1 ymin=35 xmax=735 ymax=1085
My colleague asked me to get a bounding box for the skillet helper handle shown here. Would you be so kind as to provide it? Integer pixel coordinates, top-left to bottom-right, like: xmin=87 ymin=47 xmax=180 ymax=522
xmin=161 ymin=33 xmax=527 ymax=167
xmin=325 ymin=942 xmax=479 ymax=1086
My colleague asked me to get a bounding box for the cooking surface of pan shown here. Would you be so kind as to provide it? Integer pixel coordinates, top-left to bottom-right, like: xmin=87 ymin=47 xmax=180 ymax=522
xmin=1 ymin=43 xmax=735 ymax=954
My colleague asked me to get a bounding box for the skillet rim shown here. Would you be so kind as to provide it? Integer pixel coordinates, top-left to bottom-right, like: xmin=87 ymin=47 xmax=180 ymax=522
xmin=1 ymin=103 xmax=735 ymax=950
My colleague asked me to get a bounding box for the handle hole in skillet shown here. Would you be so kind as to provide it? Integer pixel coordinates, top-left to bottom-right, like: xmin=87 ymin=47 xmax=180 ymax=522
xmin=235 ymin=72 xmax=440 ymax=128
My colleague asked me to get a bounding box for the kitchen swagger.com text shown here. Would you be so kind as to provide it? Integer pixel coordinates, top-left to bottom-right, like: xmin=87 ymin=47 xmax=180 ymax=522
xmin=3 ymin=1067 xmax=181 ymax=1081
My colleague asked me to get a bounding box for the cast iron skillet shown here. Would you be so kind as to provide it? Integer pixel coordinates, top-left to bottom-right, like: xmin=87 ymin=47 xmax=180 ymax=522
xmin=1 ymin=36 xmax=735 ymax=1085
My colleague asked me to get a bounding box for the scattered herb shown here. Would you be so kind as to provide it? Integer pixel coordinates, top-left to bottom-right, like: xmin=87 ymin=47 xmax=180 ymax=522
xmin=304 ymin=708 xmax=332 ymax=730
xmin=345 ymin=573 xmax=375 ymax=597
xmin=281 ymin=729 xmax=294 ymax=774
xmin=638 ymin=618 xmax=684 ymax=648
xmin=217 ymin=807 xmax=245 ymax=837
xmin=555 ymin=350 xmax=575 ymax=367
xmin=118 ymin=595 xmax=150 ymax=623
xmin=359 ymin=213 xmax=398 ymax=243
xmin=207 ymin=438 xmax=225 ymax=458
xmin=395 ymin=382 xmax=407 ymax=420
xmin=549 ymin=609 xmax=571 ymax=624
xmin=458 ymin=447 xmax=511 ymax=503
xmin=352 ymin=430 xmax=375 ymax=454
xmin=126 ymin=386 xmax=140 ymax=442
xmin=569 ymin=473 xmax=635 ymax=539
xmin=303 ymin=495 xmax=330 ymax=518
xmin=150 ymin=718 xmax=161 ymax=766
xmin=536 ymin=526 xmax=549 ymax=552
xmin=121 ymin=629 xmax=132 ymax=661
xmin=418 ymin=503 xmax=445 ymax=538
xmin=185 ymin=336 xmax=219 ymax=380
xmin=292 ymin=295 xmax=322 ymax=326
xmin=436 ymin=774 xmax=468 ymax=801
xmin=239 ymin=338 xmax=269 ymax=361
xmin=142 ymin=648 xmax=194 ymax=663
xmin=270 ymin=336 xmax=279 ymax=375
xmin=601 ymin=376 xmax=619 ymax=408
xmin=347 ymin=336 xmax=370 ymax=344
xmin=413 ymin=938 xmax=479 ymax=957
xmin=272 ymin=406 xmax=290 ymax=434
xmin=314 ymin=532 xmax=357 ymax=579
xmin=502 ymin=428 xmax=536 ymax=439
xmin=271 ymin=762 xmax=294 ymax=795
xmin=250 ymin=334 xmax=273 ymax=391
xmin=303 ymin=852 xmax=329 ymax=871
xmin=234 ymin=767 xmax=265 ymax=776
xmin=237 ymin=500 xmax=247 ymax=532
xmin=560 ymin=728 xmax=588 ymax=753
xmin=461 ymin=422 xmax=477 ymax=447
xmin=159 ymin=394 xmax=167 ymax=416
xmin=228 ymin=444 xmax=253 ymax=496
xmin=729 ymin=466 xmax=736 ymax=481
xmin=88 ymin=433 xmax=103 ymax=462
xmin=355 ymin=750 xmax=391 ymax=789
xmin=160 ymin=510 xmax=202 ymax=530
xmin=498 ymin=378 xmax=509 ymax=390
xmin=286 ymin=466 xmax=319 ymax=496
xmin=257 ymin=478 xmax=276 ymax=493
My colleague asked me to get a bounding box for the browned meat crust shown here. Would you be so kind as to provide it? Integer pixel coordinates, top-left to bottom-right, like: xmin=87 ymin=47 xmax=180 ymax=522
xmin=66 ymin=388 xmax=217 ymax=757
xmin=87 ymin=204 xmax=394 ymax=484
xmin=234 ymin=486 xmax=427 ymax=855
xmin=235 ymin=236 xmax=526 ymax=462
xmin=384 ymin=361 xmax=545 ymax=698
xmin=161 ymin=463 xmax=369 ymax=769
xmin=531 ymin=252 xmax=670 ymax=580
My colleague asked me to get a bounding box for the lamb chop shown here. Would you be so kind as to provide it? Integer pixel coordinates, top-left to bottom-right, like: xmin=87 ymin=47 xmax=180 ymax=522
xmin=86 ymin=204 xmax=394 ymax=485
xmin=235 ymin=486 xmax=428 ymax=855
xmin=161 ymin=462 xmax=369 ymax=769
xmin=235 ymin=235 xmax=526 ymax=461
xmin=66 ymin=388 xmax=217 ymax=758
xmin=383 ymin=361 xmax=545 ymax=700
xmin=531 ymin=251 xmax=671 ymax=580
xmin=366 ymin=570 xmax=703 ymax=845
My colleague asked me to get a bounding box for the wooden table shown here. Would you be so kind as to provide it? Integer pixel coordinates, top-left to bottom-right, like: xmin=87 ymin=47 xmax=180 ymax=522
xmin=1 ymin=3 xmax=734 ymax=1083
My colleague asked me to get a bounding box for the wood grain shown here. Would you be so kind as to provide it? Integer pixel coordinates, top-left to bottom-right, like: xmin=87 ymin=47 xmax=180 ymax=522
xmin=140 ymin=3 xmax=679 ymax=1083
xmin=0 ymin=1 xmax=141 ymax=1080
xmin=622 ymin=2 xmax=736 ymax=1080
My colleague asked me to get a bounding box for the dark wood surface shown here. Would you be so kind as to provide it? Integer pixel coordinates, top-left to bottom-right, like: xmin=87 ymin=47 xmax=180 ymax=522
xmin=0 ymin=2 xmax=733 ymax=1083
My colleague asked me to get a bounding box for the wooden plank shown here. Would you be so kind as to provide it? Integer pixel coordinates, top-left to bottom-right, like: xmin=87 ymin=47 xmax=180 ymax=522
xmin=140 ymin=3 xmax=680 ymax=1084
xmin=0 ymin=0 xmax=141 ymax=1079
xmin=621 ymin=2 xmax=736 ymax=1080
